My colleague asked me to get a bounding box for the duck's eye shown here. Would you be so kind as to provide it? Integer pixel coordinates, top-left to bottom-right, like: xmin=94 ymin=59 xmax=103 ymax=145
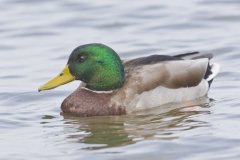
xmin=78 ymin=55 xmax=87 ymax=62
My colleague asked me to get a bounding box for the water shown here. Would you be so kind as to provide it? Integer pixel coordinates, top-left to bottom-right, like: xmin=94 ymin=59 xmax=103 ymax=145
xmin=1 ymin=0 xmax=240 ymax=159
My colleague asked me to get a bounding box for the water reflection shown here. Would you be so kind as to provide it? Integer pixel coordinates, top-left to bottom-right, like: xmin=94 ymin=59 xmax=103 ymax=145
xmin=46 ymin=97 xmax=213 ymax=150
xmin=61 ymin=115 xmax=133 ymax=149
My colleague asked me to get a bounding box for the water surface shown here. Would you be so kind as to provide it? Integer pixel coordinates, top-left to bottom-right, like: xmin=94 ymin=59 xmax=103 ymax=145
xmin=1 ymin=0 xmax=240 ymax=159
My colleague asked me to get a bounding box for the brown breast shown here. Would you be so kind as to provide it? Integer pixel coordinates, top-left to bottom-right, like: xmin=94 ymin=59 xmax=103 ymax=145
xmin=61 ymin=88 xmax=126 ymax=116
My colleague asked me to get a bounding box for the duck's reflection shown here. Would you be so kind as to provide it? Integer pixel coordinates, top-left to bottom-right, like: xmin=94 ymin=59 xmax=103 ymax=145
xmin=42 ymin=97 xmax=213 ymax=150
xmin=61 ymin=115 xmax=133 ymax=149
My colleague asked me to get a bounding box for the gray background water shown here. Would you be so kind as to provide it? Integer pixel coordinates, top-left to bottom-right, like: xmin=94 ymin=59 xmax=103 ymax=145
xmin=1 ymin=0 xmax=240 ymax=159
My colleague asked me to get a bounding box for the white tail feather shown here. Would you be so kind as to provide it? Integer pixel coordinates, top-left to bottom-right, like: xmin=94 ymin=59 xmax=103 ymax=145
xmin=206 ymin=63 xmax=220 ymax=81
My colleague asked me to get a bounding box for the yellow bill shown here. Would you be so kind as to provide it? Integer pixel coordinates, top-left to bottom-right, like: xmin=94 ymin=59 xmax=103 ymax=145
xmin=38 ymin=65 xmax=75 ymax=92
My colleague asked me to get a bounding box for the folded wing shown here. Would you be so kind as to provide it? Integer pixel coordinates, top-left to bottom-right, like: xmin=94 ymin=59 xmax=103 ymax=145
xmin=124 ymin=56 xmax=209 ymax=94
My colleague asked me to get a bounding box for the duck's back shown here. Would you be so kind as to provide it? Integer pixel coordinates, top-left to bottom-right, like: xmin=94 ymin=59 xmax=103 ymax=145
xmin=110 ymin=52 xmax=219 ymax=112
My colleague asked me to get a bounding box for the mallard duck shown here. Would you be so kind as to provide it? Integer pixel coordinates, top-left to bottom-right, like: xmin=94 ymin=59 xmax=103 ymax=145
xmin=39 ymin=43 xmax=220 ymax=116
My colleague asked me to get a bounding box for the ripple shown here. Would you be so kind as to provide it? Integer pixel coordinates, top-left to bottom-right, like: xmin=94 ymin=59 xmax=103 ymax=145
xmin=0 ymin=91 xmax=67 ymax=107
xmin=11 ymin=31 xmax=58 ymax=38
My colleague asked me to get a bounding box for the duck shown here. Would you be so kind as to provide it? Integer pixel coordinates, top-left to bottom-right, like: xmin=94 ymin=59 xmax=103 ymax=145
xmin=38 ymin=43 xmax=220 ymax=117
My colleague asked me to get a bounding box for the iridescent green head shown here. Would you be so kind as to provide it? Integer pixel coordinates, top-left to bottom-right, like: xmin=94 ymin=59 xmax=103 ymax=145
xmin=68 ymin=43 xmax=125 ymax=90
xmin=38 ymin=43 xmax=125 ymax=92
